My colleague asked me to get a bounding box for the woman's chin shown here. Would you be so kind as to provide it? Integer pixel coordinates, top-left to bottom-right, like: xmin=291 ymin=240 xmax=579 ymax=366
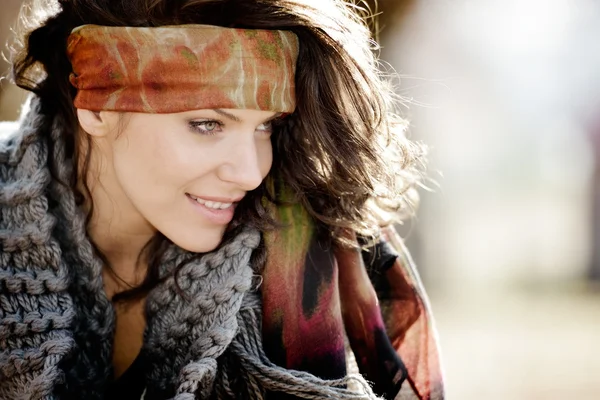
xmin=165 ymin=227 xmax=226 ymax=254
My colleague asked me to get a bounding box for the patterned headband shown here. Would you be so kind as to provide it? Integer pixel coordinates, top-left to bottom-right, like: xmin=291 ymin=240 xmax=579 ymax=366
xmin=66 ymin=24 xmax=299 ymax=113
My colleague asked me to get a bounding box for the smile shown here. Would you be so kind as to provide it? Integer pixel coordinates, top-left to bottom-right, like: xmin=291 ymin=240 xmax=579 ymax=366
xmin=187 ymin=194 xmax=233 ymax=210
xmin=185 ymin=193 xmax=238 ymax=225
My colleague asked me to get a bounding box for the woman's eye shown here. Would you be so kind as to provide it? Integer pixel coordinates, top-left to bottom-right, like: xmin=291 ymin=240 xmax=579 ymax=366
xmin=189 ymin=120 xmax=222 ymax=135
xmin=256 ymin=122 xmax=273 ymax=134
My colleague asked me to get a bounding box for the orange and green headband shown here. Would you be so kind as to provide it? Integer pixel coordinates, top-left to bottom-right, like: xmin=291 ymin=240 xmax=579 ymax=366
xmin=66 ymin=24 xmax=299 ymax=113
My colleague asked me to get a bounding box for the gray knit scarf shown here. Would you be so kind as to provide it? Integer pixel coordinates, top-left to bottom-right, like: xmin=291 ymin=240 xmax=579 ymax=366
xmin=0 ymin=97 xmax=379 ymax=400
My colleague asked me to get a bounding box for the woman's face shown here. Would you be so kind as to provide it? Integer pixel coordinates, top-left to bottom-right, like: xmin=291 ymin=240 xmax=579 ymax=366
xmin=79 ymin=108 xmax=279 ymax=253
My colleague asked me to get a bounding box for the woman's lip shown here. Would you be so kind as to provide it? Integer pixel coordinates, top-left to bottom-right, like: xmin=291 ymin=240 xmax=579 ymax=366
xmin=186 ymin=194 xmax=236 ymax=225
xmin=186 ymin=193 xmax=244 ymax=203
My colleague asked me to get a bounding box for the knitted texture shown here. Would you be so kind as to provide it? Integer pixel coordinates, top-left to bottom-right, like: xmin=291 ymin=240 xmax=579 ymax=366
xmin=0 ymin=98 xmax=75 ymax=400
xmin=216 ymin=292 xmax=381 ymax=400
xmin=0 ymin=97 xmax=382 ymax=399
xmin=0 ymin=97 xmax=259 ymax=399
xmin=143 ymin=232 xmax=258 ymax=399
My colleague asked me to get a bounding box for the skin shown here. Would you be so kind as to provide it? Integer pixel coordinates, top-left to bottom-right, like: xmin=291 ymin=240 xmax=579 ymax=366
xmin=76 ymin=107 xmax=279 ymax=377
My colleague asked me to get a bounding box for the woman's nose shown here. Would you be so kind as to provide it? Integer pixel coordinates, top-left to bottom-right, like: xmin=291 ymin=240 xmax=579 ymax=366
xmin=217 ymin=136 xmax=266 ymax=191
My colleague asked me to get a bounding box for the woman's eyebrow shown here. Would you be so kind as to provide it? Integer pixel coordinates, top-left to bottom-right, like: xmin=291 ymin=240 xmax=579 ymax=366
xmin=213 ymin=109 xmax=241 ymax=122
xmin=213 ymin=109 xmax=282 ymax=123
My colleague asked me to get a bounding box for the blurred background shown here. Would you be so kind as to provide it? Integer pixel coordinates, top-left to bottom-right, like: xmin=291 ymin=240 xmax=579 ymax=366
xmin=2 ymin=0 xmax=600 ymax=398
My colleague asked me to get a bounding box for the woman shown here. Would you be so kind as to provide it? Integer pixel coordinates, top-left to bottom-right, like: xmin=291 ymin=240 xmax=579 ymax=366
xmin=0 ymin=0 xmax=444 ymax=399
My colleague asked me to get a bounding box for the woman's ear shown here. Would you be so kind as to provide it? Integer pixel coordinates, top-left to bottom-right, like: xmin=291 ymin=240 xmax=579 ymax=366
xmin=76 ymin=109 xmax=117 ymax=137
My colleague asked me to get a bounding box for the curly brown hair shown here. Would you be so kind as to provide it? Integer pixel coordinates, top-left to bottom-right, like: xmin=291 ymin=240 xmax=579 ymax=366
xmin=10 ymin=0 xmax=426 ymax=301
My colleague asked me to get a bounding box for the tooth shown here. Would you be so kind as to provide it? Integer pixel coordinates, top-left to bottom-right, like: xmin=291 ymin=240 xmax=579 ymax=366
xmin=191 ymin=197 xmax=234 ymax=209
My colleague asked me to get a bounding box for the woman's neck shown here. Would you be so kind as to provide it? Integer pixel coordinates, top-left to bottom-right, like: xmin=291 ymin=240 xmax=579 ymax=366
xmin=80 ymin=143 xmax=157 ymax=281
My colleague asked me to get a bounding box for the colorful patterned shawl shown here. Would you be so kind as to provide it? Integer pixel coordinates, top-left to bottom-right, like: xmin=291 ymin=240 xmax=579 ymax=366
xmin=262 ymin=192 xmax=445 ymax=399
